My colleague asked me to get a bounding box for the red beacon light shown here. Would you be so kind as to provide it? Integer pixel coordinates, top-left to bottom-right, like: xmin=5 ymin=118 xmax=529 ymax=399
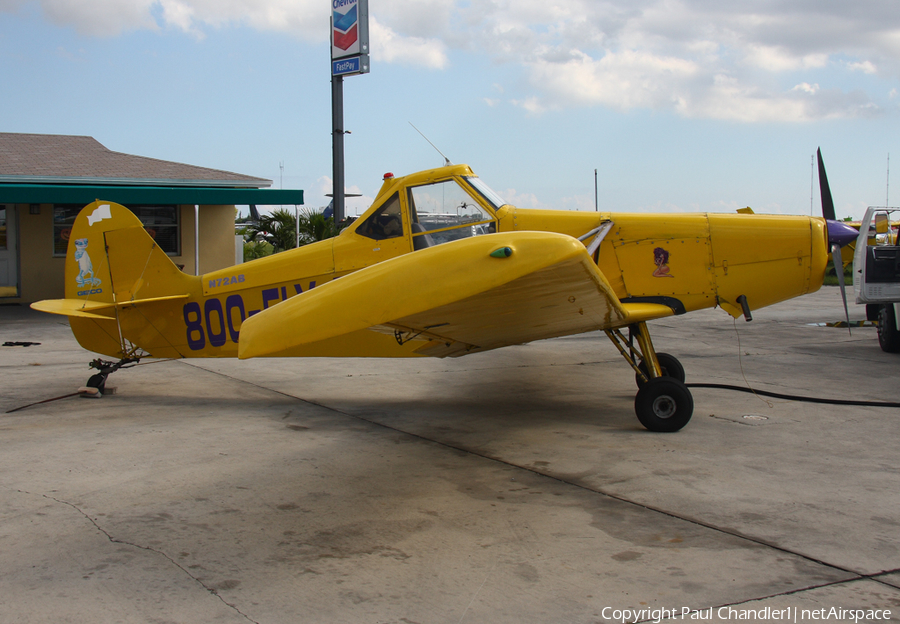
xmin=383 ymin=172 xmax=394 ymax=180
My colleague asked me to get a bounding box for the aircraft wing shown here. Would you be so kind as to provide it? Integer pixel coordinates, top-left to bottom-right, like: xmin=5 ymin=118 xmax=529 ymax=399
xmin=238 ymin=231 xmax=675 ymax=359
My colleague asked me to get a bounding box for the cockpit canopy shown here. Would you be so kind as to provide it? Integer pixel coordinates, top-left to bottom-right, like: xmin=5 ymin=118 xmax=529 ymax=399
xmin=354 ymin=171 xmax=508 ymax=250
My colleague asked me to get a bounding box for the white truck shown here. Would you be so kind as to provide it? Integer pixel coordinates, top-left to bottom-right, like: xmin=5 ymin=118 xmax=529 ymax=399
xmin=853 ymin=207 xmax=900 ymax=352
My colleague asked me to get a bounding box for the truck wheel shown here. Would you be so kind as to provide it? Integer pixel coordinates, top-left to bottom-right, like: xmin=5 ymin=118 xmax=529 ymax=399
xmin=866 ymin=304 xmax=880 ymax=321
xmin=634 ymin=377 xmax=693 ymax=432
xmin=878 ymin=305 xmax=900 ymax=353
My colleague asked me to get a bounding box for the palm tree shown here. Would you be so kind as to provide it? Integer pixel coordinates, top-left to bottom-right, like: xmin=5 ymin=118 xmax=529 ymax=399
xmin=298 ymin=209 xmax=341 ymax=243
xmin=242 ymin=239 xmax=274 ymax=260
xmin=244 ymin=208 xmax=298 ymax=253
xmin=243 ymin=207 xmax=345 ymax=254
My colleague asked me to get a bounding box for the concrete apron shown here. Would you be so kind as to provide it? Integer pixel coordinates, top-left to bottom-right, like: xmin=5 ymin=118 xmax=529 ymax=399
xmin=0 ymin=288 xmax=898 ymax=623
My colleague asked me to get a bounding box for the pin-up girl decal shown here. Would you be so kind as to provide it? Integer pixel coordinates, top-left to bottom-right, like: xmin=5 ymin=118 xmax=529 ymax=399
xmin=652 ymin=246 xmax=674 ymax=278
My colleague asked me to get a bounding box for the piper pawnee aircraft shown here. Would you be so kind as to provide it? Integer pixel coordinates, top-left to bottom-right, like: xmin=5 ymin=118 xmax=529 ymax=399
xmin=33 ymin=163 xmax=848 ymax=432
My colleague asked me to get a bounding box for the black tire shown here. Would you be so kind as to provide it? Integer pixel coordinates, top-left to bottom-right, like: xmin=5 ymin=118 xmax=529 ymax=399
xmin=86 ymin=373 xmax=107 ymax=393
xmin=878 ymin=305 xmax=900 ymax=353
xmin=634 ymin=377 xmax=693 ymax=432
xmin=866 ymin=304 xmax=881 ymax=321
xmin=635 ymin=352 xmax=686 ymax=388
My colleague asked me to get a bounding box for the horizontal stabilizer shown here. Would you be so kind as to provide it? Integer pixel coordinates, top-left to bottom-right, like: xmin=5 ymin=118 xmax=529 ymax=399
xmin=31 ymin=298 xmax=116 ymax=319
xmin=31 ymin=294 xmax=190 ymax=319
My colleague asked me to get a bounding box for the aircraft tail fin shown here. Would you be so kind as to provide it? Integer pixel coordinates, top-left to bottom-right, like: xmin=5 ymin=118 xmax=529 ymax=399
xmin=61 ymin=201 xmax=195 ymax=303
xmin=32 ymin=201 xmax=199 ymax=357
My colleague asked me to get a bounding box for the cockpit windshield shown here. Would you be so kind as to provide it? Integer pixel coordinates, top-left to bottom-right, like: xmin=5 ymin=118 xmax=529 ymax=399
xmin=463 ymin=176 xmax=508 ymax=211
xmin=407 ymin=178 xmax=497 ymax=249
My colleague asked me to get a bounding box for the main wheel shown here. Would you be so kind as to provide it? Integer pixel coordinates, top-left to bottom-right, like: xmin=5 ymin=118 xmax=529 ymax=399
xmin=878 ymin=304 xmax=900 ymax=353
xmin=634 ymin=377 xmax=693 ymax=432
xmin=635 ymin=352 xmax=685 ymax=388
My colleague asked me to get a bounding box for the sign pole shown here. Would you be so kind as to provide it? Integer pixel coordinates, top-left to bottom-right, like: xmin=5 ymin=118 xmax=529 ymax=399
xmin=330 ymin=0 xmax=368 ymax=225
xmin=331 ymin=72 xmax=345 ymax=223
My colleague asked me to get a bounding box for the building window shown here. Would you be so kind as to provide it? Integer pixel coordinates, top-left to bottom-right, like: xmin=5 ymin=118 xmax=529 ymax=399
xmin=53 ymin=204 xmax=180 ymax=257
xmin=133 ymin=206 xmax=180 ymax=255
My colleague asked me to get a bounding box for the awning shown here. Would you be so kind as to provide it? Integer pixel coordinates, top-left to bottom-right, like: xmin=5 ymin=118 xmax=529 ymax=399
xmin=0 ymin=184 xmax=303 ymax=205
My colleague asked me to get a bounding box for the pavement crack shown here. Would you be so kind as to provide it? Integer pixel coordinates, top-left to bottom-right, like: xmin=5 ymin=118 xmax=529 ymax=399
xmin=179 ymin=364 xmax=887 ymax=604
xmin=654 ymin=575 xmax=896 ymax=623
xmin=18 ymin=489 xmax=260 ymax=624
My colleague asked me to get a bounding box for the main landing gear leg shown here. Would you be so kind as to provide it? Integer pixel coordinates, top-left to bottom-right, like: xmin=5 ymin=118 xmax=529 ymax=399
xmin=605 ymin=323 xmax=693 ymax=432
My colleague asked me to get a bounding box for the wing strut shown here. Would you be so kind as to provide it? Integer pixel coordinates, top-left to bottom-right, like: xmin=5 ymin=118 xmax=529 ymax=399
xmin=578 ymin=221 xmax=614 ymax=257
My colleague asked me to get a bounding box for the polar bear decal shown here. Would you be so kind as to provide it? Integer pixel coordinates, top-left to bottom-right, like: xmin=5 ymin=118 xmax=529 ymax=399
xmin=73 ymin=238 xmax=102 ymax=288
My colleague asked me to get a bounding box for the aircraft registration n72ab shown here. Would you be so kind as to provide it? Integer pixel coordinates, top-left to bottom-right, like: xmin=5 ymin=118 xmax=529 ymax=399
xmin=33 ymin=163 xmax=837 ymax=432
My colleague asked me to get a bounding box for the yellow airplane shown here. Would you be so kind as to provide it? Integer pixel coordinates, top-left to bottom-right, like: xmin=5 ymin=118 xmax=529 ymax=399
xmin=32 ymin=163 xmax=837 ymax=432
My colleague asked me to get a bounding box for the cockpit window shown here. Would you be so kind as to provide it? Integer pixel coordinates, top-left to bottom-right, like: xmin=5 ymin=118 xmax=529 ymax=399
xmin=408 ymin=179 xmax=496 ymax=247
xmin=357 ymin=193 xmax=404 ymax=240
xmin=463 ymin=176 xmax=508 ymax=211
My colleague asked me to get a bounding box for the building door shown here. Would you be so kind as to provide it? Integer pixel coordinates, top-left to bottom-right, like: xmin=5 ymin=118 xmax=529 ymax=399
xmin=0 ymin=205 xmax=18 ymax=297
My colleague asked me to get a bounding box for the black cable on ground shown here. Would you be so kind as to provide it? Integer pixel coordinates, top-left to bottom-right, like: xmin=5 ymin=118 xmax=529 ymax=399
xmin=687 ymin=383 xmax=900 ymax=408
xmin=4 ymin=358 xmax=174 ymax=414
xmin=5 ymin=393 xmax=81 ymax=414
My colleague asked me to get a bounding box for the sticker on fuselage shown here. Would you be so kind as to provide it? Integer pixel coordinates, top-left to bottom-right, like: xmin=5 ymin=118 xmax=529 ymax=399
xmin=652 ymin=247 xmax=674 ymax=278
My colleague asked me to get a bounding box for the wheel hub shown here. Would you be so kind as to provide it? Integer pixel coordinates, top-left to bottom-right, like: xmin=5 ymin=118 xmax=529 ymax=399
xmin=651 ymin=394 xmax=676 ymax=419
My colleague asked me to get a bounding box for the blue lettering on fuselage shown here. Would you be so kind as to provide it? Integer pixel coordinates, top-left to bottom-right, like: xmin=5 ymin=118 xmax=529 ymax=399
xmin=183 ymin=281 xmax=318 ymax=351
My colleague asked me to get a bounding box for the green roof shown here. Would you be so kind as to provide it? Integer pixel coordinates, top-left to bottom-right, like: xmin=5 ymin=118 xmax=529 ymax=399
xmin=0 ymin=184 xmax=302 ymax=205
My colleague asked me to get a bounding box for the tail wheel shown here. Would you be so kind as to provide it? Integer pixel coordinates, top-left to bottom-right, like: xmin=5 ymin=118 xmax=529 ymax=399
xmin=86 ymin=372 xmax=107 ymax=393
xmin=635 ymin=377 xmax=693 ymax=432
xmin=877 ymin=305 xmax=900 ymax=353
xmin=635 ymin=352 xmax=685 ymax=388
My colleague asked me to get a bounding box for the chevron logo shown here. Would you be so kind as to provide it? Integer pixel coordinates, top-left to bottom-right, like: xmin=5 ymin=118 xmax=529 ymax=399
xmin=333 ymin=4 xmax=358 ymax=51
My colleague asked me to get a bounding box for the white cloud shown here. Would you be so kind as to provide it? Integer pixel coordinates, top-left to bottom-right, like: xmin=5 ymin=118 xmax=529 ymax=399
xmin=847 ymin=60 xmax=877 ymax=74
xmin=29 ymin=0 xmax=449 ymax=67
xmin=8 ymin=0 xmax=899 ymax=121
xmin=39 ymin=0 xmax=158 ymax=36
xmin=448 ymin=0 xmax=899 ymax=121
xmin=792 ymin=82 xmax=819 ymax=95
xmin=158 ymin=0 xmax=198 ymax=37
xmin=510 ymin=96 xmax=545 ymax=115
xmin=369 ymin=16 xmax=448 ymax=69
xmin=179 ymin=0 xmax=323 ymax=39
xmin=498 ymin=188 xmax=543 ymax=209
xmin=523 ymin=48 xmax=699 ymax=112
xmin=742 ymin=45 xmax=828 ymax=72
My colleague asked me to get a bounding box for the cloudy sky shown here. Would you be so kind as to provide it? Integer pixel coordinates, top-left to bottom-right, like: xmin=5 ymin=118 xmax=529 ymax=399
xmin=2 ymin=0 xmax=899 ymax=218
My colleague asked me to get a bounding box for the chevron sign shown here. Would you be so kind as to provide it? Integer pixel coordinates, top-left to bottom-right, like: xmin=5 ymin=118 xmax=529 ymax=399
xmin=333 ymin=3 xmax=358 ymax=51
xmin=331 ymin=0 xmax=368 ymax=64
